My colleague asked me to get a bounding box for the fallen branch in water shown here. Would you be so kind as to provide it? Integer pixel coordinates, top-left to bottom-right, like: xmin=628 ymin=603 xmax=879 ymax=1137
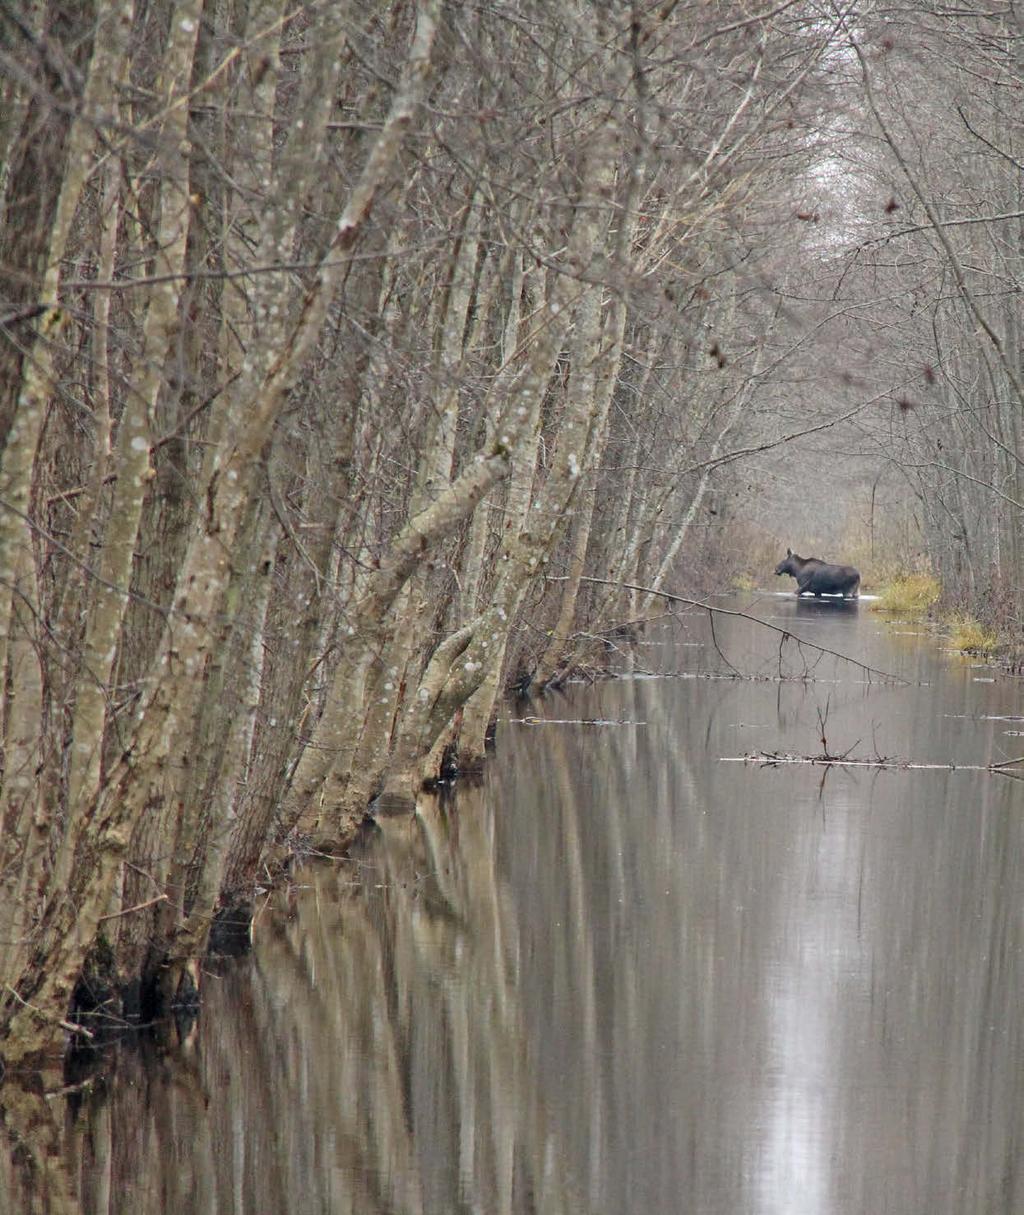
xmin=944 ymin=713 xmax=1024 ymax=722
xmin=506 ymin=716 xmax=646 ymax=726
xmin=721 ymin=750 xmax=1024 ymax=776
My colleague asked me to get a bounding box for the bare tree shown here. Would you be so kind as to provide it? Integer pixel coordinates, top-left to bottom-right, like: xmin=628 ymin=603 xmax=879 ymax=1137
xmin=0 ymin=0 xmax=854 ymax=1064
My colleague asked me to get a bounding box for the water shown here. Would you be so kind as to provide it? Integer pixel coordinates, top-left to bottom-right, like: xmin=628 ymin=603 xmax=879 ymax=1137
xmin=4 ymin=594 xmax=1024 ymax=1214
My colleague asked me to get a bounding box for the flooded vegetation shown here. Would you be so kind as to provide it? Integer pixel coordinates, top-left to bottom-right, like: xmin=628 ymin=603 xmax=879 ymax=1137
xmin=5 ymin=596 xmax=1023 ymax=1213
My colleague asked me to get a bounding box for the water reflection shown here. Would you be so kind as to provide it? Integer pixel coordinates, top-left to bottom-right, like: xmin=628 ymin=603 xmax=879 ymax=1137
xmin=3 ymin=598 xmax=1024 ymax=1213
xmin=794 ymin=595 xmax=859 ymax=617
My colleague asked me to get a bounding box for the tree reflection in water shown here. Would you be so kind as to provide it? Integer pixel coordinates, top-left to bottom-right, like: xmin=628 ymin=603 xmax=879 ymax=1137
xmin=1 ymin=791 xmax=585 ymax=1215
xmin=3 ymin=604 xmax=1024 ymax=1214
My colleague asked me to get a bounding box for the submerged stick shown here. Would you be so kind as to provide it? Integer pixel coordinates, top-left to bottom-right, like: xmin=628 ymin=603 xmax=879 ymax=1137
xmin=506 ymin=716 xmax=646 ymax=726
xmin=721 ymin=751 xmax=1024 ymax=775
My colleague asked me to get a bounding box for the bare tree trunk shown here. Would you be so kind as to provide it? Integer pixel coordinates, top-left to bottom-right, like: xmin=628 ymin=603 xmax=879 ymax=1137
xmin=533 ymin=292 xmax=630 ymax=687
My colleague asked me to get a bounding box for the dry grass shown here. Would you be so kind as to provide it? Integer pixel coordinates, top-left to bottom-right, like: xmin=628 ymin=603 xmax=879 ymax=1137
xmin=946 ymin=613 xmax=999 ymax=656
xmin=870 ymin=573 xmax=941 ymax=615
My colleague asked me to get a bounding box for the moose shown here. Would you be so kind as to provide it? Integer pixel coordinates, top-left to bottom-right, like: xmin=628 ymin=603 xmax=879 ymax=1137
xmin=774 ymin=548 xmax=860 ymax=598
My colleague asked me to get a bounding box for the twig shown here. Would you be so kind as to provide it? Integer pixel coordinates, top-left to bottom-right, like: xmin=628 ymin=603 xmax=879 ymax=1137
xmin=4 ymin=984 xmax=95 ymax=1040
xmin=988 ymin=754 xmax=1024 ymax=770
xmin=45 ymin=1076 xmax=102 ymax=1100
xmin=98 ymin=892 xmax=168 ymax=922
xmin=707 ymin=607 xmax=742 ymax=677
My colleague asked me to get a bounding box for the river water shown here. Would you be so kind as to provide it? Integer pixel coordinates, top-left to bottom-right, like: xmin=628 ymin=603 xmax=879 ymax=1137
xmin=4 ymin=594 xmax=1024 ymax=1214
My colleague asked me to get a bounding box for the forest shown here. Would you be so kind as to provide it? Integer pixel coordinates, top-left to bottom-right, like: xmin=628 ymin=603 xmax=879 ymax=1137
xmin=0 ymin=0 xmax=1022 ymax=1069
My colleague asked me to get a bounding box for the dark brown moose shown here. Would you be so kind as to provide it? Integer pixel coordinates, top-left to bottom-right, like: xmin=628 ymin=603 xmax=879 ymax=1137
xmin=774 ymin=548 xmax=860 ymax=598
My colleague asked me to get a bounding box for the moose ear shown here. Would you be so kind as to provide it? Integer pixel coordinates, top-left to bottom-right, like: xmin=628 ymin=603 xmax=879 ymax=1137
xmin=786 ymin=547 xmax=792 ymax=556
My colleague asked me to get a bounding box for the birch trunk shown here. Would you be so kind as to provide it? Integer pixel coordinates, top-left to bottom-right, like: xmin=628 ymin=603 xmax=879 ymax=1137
xmin=458 ymin=248 xmax=527 ymax=626
xmin=533 ymin=293 xmax=630 ymax=687
xmin=409 ymin=114 xmax=621 ymax=776
xmin=214 ymin=272 xmax=389 ymax=925
xmin=0 ymin=0 xmax=144 ymax=1031
xmin=331 ymin=190 xmax=486 ymax=822
xmin=456 ymin=268 xmax=547 ymax=763
xmin=65 ymin=0 xmax=198 ymax=822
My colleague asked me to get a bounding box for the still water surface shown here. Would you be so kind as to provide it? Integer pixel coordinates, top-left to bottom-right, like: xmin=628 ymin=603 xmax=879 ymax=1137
xmin=5 ymin=594 xmax=1024 ymax=1213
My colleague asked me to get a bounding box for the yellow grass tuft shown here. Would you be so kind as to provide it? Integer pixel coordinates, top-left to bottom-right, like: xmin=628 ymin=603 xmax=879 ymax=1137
xmin=946 ymin=613 xmax=999 ymax=656
xmin=870 ymin=573 xmax=941 ymax=615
